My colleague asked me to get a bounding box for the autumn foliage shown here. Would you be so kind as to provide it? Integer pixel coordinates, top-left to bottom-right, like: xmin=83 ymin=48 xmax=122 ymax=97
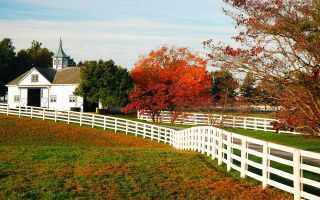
xmin=122 ymin=47 xmax=212 ymax=123
xmin=205 ymin=0 xmax=320 ymax=134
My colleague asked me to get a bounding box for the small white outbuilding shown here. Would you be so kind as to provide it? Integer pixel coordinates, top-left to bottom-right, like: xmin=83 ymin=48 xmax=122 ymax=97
xmin=6 ymin=39 xmax=88 ymax=111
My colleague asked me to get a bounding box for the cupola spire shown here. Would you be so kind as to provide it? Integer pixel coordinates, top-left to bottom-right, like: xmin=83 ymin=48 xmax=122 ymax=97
xmin=52 ymin=37 xmax=69 ymax=70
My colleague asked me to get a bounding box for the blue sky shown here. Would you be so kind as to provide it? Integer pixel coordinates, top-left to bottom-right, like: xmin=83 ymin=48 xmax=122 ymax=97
xmin=0 ymin=0 xmax=237 ymax=69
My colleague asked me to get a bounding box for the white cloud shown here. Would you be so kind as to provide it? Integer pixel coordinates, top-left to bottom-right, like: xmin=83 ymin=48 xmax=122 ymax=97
xmin=0 ymin=18 xmax=238 ymax=69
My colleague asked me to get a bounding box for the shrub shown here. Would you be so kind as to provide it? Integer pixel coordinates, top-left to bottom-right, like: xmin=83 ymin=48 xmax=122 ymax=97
xmin=70 ymin=107 xmax=81 ymax=112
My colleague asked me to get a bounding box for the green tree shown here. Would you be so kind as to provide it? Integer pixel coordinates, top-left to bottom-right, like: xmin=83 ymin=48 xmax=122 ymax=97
xmin=15 ymin=49 xmax=32 ymax=73
xmin=27 ymin=40 xmax=53 ymax=68
xmin=211 ymin=70 xmax=238 ymax=101
xmin=0 ymin=38 xmax=16 ymax=97
xmin=240 ymin=72 xmax=256 ymax=103
xmin=68 ymin=58 xmax=76 ymax=66
xmin=75 ymin=60 xmax=133 ymax=110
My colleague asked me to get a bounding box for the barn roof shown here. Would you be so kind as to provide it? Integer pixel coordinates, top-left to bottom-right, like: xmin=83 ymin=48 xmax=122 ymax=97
xmin=37 ymin=68 xmax=57 ymax=82
xmin=6 ymin=67 xmax=81 ymax=86
xmin=6 ymin=70 xmax=30 ymax=85
xmin=53 ymin=67 xmax=81 ymax=84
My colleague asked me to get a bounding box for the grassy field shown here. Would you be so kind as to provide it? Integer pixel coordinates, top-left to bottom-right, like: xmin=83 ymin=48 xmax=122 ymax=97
xmin=0 ymin=115 xmax=291 ymax=199
xmin=111 ymin=113 xmax=320 ymax=152
xmin=225 ymin=128 xmax=320 ymax=152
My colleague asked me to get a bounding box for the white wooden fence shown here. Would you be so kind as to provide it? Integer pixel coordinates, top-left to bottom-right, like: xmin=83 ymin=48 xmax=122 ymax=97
xmin=138 ymin=110 xmax=302 ymax=135
xmin=0 ymin=104 xmax=319 ymax=200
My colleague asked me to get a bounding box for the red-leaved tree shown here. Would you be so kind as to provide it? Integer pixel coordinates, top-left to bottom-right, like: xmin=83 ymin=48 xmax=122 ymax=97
xmin=205 ymin=0 xmax=320 ymax=134
xmin=122 ymin=46 xmax=212 ymax=123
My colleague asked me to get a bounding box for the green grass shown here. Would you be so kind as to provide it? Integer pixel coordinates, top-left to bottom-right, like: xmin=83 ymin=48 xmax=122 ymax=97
xmin=0 ymin=115 xmax=290 ymax=199
xmin=230 ymin=147 xmax=320 ymax=196
xmin=225 ymin=128 xmax=320 ymax=152
xmin=106 ymin=113 xmax=195 ymax=129
xmin=114 ymin=113 xmax=320 ymax=152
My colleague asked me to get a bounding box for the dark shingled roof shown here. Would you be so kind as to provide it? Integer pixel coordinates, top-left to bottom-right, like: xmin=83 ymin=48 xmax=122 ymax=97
xmin=36 ymin=68 xmax=57 ymax=83
xmin=6 ymin=67 xmax=80 ymax=85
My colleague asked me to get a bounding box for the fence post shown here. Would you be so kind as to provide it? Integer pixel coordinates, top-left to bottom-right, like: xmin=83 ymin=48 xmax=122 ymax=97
xmin=55 ymin=109 xmax=57 ymax=122
xmin=157 ymin=127 xmax=160 ymax=143
xmin=6 ymin=104 xmax=9 ymax=115
xmin=19 ymin=106 xmax=21 ymax=117
xmin=264 ymin=119 xmax=267 ymax=132
xmin=180 ymin=131 xmax=183 ymax=149
xmin=67 ymin=111 xmax=70 ymax=124
xmin=212 ymin=127 xmax=216 ymax=159
xmin=151 ymin=126 xmax=154 ymax=140
xmin=218 ymin=130 xmax=223 ymax=165
xmin=227 ymin=132 xmax=232 ymax=172
xmin=201 ymin=128 xmax=205 ymax=154
xmin=172 ymin=129 xmax=175 ymax=147
xmin=80 ymin=112 xmax=82 ymax=126
xmin=193 ymin=128 xmax=196 ymax=150
xmin=181 ymin=130 xmax=184 ymax=149
xmin=233 ymin=116 xmax=235 ymax=128
xmin=187 ymin=129 xmax=190 ymax=150
xmin=42 ymin=108 xmax=45 ymax=120
xmin=171 ymin=129 xmax=174 ymax=146
xmin=254 ymin=118 xmax=257 ymax=130
xmin=205 ymin=129 xmax=210 ymax=156
xmin=125 ymin=121 xmax=128 ymax=134
xmin=262 ymin=141 xmax=269 ymax=189
xmin=171 ymin=129 xmax=174 ymax=145
xmin=135 ymin=122 xmax=138 ymax=136
xmin=143 ymin=124 xmax=146 ymax=138
xmin=103 ymin=116 xmax=106 ymax=130
xmin=92 ymin=114 xmax=94 ymax=128
xmin=244 ymin=117 xmax=247 ymax=129
xmin=31 ymin=107 xmax=33 ymax=118
xmin=176 ymin=131 xmax=179 ymax=149
xmin=293 ymin=149 xmax=301 ymax=200
xmin=115 ymin=118 xmax=117 ymax=132
xmin=240 ymin=137 xmax=247 ymax=178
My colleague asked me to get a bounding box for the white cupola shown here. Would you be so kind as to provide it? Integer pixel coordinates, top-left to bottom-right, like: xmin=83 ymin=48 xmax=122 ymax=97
xmin=52 ymin=38 xmax=69 ymax=70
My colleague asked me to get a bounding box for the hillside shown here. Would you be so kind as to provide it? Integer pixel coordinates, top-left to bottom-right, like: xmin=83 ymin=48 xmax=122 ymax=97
xmin=0 ymin=115 xmax=291 ymax=199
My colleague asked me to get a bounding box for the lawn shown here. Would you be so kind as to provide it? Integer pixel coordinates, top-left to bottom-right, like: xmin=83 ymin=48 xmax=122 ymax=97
xmin=225 ymin=128 xmax=320 ymax=152
xmin=0 ymin=115 xmax=291 ymax=199
xmin=110 ymin=113 xmax=320 ymax=152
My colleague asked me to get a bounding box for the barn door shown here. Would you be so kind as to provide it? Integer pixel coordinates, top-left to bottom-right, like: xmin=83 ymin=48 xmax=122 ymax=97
xmin=41 ymin=88 xmax=48 ymax=108
xmin=20 ymin=88 xmax=27 ymax=106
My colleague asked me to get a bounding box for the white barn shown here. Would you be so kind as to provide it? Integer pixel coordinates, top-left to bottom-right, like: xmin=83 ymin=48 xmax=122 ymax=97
xmin=6 ymin=39 xmax=88 ymax=111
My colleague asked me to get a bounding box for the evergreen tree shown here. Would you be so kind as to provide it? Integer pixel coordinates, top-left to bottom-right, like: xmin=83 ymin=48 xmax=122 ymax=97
xmin=0 ymin=38 xmax=16 ymax=97
xmin=211 ymin=70 xmax=238 ymax=101
xmin=240 ymin=72 xmax=256 ymax=103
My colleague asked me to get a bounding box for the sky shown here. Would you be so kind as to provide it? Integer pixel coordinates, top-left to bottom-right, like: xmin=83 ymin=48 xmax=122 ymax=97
xmin=0 ymin=0 xmax=237 ymax=69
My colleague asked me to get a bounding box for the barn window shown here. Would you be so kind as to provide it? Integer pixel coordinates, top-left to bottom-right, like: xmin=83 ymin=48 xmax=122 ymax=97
xmin=50 ymin=95 xmax=57 ymax=103
xmin=31 ymin=74 xmax=38 ymax=83
xmin=69 ymin=95 xmax=76 ymax=103
xmin=14 ymin=95 xmax=20 ymax=102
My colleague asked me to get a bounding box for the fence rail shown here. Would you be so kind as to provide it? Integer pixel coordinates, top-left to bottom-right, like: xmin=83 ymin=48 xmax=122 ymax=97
xmin=138 ymin=110 xmax=303 ymax=135
xmin=0 ymin=103 xmax=319 ymax=200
